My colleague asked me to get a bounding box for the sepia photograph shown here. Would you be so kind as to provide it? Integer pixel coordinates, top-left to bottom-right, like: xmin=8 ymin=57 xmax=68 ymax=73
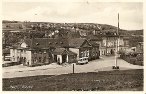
xmin=2 ymin=0 xmax=143 ymax=91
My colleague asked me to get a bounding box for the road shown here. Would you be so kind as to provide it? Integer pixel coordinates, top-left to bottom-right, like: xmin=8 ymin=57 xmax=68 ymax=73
xmin=3 ymin=56 xmax=143 ymax=78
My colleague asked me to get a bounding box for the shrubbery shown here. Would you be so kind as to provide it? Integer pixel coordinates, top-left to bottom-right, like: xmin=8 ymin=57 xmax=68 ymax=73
xmin=120 ymin=52 xmax=143 ymax=66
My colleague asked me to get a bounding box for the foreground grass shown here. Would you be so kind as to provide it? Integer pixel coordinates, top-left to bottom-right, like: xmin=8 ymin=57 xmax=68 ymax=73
xmin=3 ymin=69 xmax=143 ymax=91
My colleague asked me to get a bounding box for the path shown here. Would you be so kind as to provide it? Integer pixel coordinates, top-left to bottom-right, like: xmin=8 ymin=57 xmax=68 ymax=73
xmin=3 ymin=56 xmax=143 ymax=78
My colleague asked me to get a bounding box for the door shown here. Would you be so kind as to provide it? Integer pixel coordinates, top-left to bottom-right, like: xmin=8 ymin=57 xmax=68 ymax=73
xmin=62 ymin=54 xmax=67 ymax=63
xmin=54 ymin=55 xmax=57 ymax=62
xmin=111 ymin=49 xmax=114 ymax=55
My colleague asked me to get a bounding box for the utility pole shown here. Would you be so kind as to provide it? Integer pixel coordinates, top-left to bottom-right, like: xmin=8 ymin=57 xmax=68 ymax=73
xmin=113 ymin=13 xmax=120 ymax=69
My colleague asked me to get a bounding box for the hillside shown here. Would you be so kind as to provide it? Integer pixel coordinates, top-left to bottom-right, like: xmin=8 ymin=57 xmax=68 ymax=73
xmin=2 ymin=20 xmax=143 ymax=47
xmin=2 ymin=20 xmax=143 ymax=35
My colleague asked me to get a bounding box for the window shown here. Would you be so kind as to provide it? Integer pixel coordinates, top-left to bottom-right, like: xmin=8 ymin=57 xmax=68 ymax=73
xmin=17 ymin=56 xmax=20 ymax=61
xmin=34 ymin=57 xmax=37 ymax=63
xmin=82 ymin=52 xmax=84 ymax=57
xmin=80 ymin=52 xmax=83 ymax=58
xmin=84 ymin=51 xmax=86 ymax=57
xmin=86 ymin=51 xmax=89 ymax=57
xmin=43 ymin=56 xmax=46 ymax=63
xmin=39 ymin=57 xmax=41 ymax=62
xmin=24 ymin=57 xmax=26 ymax=63
xmin=13 ymin=56 xmax=15 ymax=61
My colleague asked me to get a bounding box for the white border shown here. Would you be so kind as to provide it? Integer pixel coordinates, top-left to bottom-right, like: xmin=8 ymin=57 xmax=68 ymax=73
xmin=0 ymin=0 xmax=145 ymax=94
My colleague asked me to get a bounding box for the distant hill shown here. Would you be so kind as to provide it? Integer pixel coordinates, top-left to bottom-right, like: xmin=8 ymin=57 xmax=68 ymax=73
xmin=2 ymin=20 xmax=143 ymax=48
xmin=127 ymin=30 xmax=143 ymax=36
xmin=2 ymin=20 xmax=20 ymax=23
xmin=2 ymin=20 xmax=143 ymax=36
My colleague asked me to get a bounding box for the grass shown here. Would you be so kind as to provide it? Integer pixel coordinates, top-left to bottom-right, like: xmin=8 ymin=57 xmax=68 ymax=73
xmin=3 ymin=69 xmax=143 ymax=91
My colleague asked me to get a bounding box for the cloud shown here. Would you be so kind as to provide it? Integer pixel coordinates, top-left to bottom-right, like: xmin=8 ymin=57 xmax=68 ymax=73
xmin=2 ymin=2 xmax=143 ymax=30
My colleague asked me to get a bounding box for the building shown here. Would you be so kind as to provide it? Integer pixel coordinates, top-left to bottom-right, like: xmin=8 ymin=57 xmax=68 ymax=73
xmin=136 ymin=42 xmax=143 ymax=52
xmin=88 ymin=40 xmax=100 ymax=61
xmin=101 ymin=34 xmax=129 ymax=56
xmin=68 ymin=38 xmax=92 ymax=64
xmin=88 ymin=33 xmax=129 ymax=56
xmin=10 ymin=38 xmax=69 ymax=66
xmin=53 ymin=48 xmax=77 ymax=64
xmin=3 ymin=48 xmax=10 ymax=61
xmin=10 ymin=38 xmax=98 ymax=66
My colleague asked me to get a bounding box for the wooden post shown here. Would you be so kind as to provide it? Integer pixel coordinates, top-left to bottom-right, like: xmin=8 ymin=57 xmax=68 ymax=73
xmin=73 ymin=64 xmax=75 ymax=74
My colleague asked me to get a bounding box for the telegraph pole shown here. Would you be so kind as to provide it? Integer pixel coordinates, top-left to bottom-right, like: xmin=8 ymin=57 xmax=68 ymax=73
xmin=113 ymin=13 xmax=120 ymax=69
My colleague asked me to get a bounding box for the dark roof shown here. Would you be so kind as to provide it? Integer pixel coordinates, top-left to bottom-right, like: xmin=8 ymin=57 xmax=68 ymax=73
xmin=10 ymin=42 xmax=22 ymax=49
xmin=68 ymin=38 xmax=87 ymax=48
xmin=53 ymin=48 xmax=65 ymax=55
xmin=64 ymin=50 xmax=77 ymax=55
xmin=23 ymin=38 xmax=68 ymax=49
xmin=3 ymin=49 xmax=10 ymax=54
xmin=89 ymin=41 xmax=99 ymax=47
xmin=13 ymin=38 xmax=91 ymax=50
xmin=87 ymin=35 xmax=102 ymax=41
xmin=53 ymin=48 xmax=77 ymax=55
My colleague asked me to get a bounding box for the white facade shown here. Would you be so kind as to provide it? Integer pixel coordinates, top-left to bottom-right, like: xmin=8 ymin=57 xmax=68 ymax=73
xmin=57 ymin=55 xmax=62 ymax=63
xmin=21 ymin=42 xmax=28 ymax=48
xmin=99 ymin=36 xmax=127 ymax=56
xmin=10 ymin=49 xmax=17 ymax=62
xmin=10 ymin=42 xmax=32 ymax=66
xmin=25 ymin=51 xmax=32 ymax=65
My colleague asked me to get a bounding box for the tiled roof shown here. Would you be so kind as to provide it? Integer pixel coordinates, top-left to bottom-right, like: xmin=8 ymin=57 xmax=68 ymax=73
xmin=3 ymin=48 xmax=10 ymax=54
xmin=64 ymin=50 xmax=77 ymax=55
xmin=53 ymin=48 xmax=66 ymax=55
xmin=14 ymin=38 xmax=92 ymax=50
xmin=24 ymin=38 xmax=69 ymax=49
xmin=87 ymin=35 xmax=102 ymax=41
xmin=53 ymin=48 xmax=77 ymax=55
xmin=89 ymin=41 xmax=99 ymax=47
xmin=68 ymin=38 xmax=86 ymax=48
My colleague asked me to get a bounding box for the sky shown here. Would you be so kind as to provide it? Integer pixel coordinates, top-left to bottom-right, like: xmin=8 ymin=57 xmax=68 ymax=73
xmin=2 ymin=1 xmax=143 ymax=30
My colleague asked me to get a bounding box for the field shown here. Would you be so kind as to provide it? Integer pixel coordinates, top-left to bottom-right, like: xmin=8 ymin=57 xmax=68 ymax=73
xmin=3 ymin=69 xmax=143 ymax=91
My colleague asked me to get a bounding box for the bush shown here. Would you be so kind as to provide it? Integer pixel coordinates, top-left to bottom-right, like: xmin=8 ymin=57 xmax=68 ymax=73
xmin=120 ymin=52 xmax=143 ymax=66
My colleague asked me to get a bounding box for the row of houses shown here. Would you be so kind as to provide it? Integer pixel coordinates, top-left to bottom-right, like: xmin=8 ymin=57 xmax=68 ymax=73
xmin=8 ymin=33 xmax=130 ymax=67
xmin=3 ymin=26 xmax=131 ymax=67
xmin=10 ymin=38 xmax=99 ymax=66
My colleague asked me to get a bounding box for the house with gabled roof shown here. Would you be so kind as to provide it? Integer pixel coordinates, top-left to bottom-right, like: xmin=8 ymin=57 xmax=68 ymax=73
xmin=68 ymin=38 xmax=93 ymax=64
xmin=10 ymin=38 xmax=97 ymax=66
xmin=53 ymin=48 xmax=77 ymax=64
xmin=88 ymin=41 xmax=100 ymax=61
xmin=10 ymin=38 xmax=69 ymax=66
